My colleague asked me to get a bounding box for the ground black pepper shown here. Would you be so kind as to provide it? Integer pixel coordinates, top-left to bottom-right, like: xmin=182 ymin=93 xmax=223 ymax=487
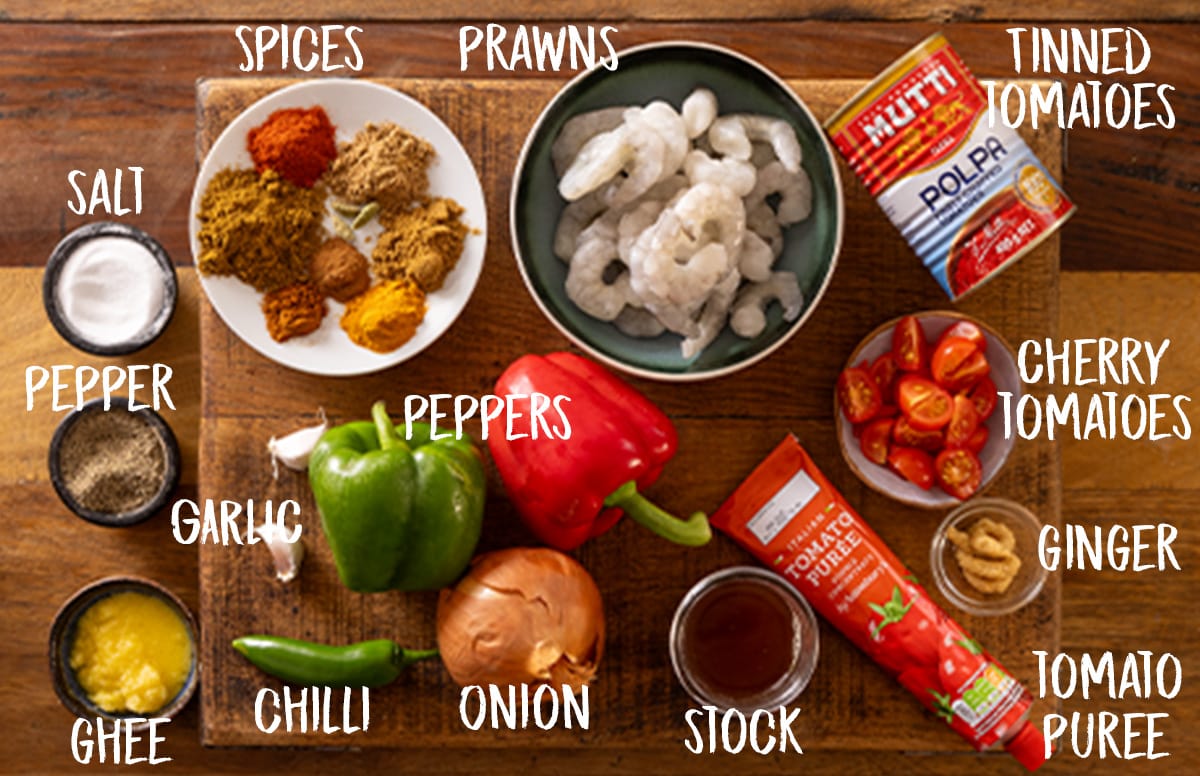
xmin=58 ymin=409 xmax=166 ymax=514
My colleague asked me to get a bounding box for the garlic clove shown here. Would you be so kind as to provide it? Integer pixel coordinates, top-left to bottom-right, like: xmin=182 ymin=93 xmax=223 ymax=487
xmin=254 ymin=521 xmax=305 ymax=583
xmin=268 ymin=409 xmax=328 ymax=477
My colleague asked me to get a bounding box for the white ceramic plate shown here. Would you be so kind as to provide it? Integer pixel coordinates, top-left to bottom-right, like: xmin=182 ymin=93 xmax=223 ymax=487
xmin=835 ymin=312 xmax=1021 ymax=510
xmin=189 ymin=79 xmax=487 ymax=377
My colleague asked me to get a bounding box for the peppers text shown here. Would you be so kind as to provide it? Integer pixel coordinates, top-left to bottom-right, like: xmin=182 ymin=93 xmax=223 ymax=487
xmin=404 ymin=393 xmax=572 ymax=441
xmin=459 ymin=24 xmax=618 ymax=72
xmin=459 ymin=684 xmax=588 ymax=730
xmin=254 ymin=686 xmax=369 ymax=734
xmin=71 ymin=717 xmax=170 ymax=765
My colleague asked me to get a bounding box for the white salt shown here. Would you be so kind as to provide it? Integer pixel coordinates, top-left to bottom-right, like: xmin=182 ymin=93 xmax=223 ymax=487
xmin=55 ymin=236 xmax=164 ymax=346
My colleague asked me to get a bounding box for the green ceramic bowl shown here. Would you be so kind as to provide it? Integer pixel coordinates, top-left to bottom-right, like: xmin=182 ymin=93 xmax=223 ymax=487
xmin=511 ymin=41 xmax=844 ymax=381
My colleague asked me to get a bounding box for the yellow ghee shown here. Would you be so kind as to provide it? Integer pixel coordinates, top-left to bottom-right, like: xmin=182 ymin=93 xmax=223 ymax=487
xmin=69 ymin=591 xmax=192 ymax=714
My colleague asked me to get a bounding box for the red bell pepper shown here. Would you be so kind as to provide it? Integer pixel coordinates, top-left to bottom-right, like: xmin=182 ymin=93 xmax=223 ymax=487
xmin=488 ymin=352 xmax=710 ymax=551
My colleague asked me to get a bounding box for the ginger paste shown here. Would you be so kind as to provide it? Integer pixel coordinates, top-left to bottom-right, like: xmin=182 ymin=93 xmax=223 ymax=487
xmin=69 ymin=592 xmax=192 ymax=714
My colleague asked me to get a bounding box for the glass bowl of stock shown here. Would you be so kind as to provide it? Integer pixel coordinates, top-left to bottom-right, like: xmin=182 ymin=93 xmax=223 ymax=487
xmin=669 ymin=566 xmax=820 ymax=711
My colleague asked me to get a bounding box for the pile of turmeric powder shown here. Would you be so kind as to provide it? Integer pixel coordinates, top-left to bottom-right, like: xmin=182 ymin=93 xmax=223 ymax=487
xmin=340 ymin=279 xmax=427 ymax=353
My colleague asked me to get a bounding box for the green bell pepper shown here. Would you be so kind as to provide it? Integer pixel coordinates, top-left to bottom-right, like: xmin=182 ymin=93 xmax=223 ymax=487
xmin=308 ymin=401 xmax=485 ymax=592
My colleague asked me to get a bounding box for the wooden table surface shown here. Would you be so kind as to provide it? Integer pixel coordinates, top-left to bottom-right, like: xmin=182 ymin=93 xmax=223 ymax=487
xmin=1 ymin=2 xmax=1197 ymax=774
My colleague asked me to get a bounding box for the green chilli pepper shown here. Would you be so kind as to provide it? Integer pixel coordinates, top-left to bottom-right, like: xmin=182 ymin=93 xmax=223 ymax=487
xmin=232 ymin=635 xmax=438 ymax=688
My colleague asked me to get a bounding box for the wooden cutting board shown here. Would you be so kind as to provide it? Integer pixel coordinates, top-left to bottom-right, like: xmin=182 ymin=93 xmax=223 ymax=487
xmin=196 ymin=77 xmax=1062 ymax=749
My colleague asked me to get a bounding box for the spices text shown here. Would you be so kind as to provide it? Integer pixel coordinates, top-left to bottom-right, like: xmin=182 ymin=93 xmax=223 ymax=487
xmin=236 ymin=25 xmax=363 ymax=72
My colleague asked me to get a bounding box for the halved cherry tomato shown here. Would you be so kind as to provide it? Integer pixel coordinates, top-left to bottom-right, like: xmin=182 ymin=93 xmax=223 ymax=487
xmin=870 ymin=353 xmax=900 ymax=402
xmin=888 ymin=446 xmax=935 ymax=490
xmin=939 ymin=320 xmax=986 ymax=352
xmin=897 ymin=375 xmax=952 ymax=430
xmin=860 ymin=418 xmax=894 ymax=465
xmin=935 ymin=448 xmax=983 ymax=500
xmin=876 ymin=404 xmax=900 ymax=419
xmin=965 ymin=424 xmax=989 ymax=453
xmin=837 ymin=367 xmax=883 ymax=424
xmin=892 ymin=315 xmax=928 ymax=372
xmin=893 ymin=415 xmax=944 ymax=453
xmin=943 ymin=394 xmax=980 ymax=448
xmin=931 ymin=336 xmax=990 ymax=392
xmin=964 ymin=376 xmax=998 ymax=419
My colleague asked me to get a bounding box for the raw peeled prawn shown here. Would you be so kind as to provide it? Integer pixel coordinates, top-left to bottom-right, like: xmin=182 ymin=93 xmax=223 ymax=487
xmin=709 ymin=114 xmax=802 ymax=174
xmin=672 ymin=182 xmax=746 ymax=257
xmin=746 ymin=202 xmax=784 ymax=257
xmin=629 ymin=211 xmax=736 ymax=309
xmin=614 ymin=306 xmax=667 ymax=339
xmin=681 ymin=269 xmax=740 ymax=359
xmin=617 ymin=200 xmax=665 ymax=263
xmin=747 ymin=160 xmax=812 ymax=226
xmin=566 ymin=221 xmax=634 ymax=321
xmin=608 ymin=110 xmax=669 ymax=208
xmin=551 ymin=107 xmax=626 ymax=176
xmin=683 ymin=150 xmax=756 ymax=198
xmin=737 ymin=231 xmax=775 ymax=282
xmin=554 ymin=180 xmax=618 ymax=261
xmin=729 ymin=271 xmax=804 ymax=338
xmin=558 ymin=126 xmax=632 ymax=201
xmin=681 ymin=88 xmax=718 ymax=139
xmin=637 ymin=102 xmax=689 ymax=178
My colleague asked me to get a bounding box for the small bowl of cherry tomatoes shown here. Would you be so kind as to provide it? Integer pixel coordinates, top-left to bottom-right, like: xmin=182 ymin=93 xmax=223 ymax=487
xmin=835 ymin=311 xmax=1019 ymax=509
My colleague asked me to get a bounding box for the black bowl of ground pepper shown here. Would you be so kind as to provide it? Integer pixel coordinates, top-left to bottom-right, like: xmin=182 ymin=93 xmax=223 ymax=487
xmin=48 ymin=397 xmax=180 ymax=527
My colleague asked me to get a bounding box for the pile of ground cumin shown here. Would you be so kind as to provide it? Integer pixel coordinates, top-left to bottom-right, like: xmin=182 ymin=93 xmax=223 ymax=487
xmin=324 ymin=122 xmax=435 ymax=215
xmin=372 ymin=198 xmax=469 ymax=292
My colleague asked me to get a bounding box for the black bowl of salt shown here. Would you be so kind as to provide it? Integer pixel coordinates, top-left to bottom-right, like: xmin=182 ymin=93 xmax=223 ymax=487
xmin=48 ymin=397 xmax=180 ymax=527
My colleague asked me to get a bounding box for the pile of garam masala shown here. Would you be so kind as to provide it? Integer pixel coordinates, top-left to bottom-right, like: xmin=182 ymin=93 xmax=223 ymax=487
xmin=196 ymin=105 xmax=470 ymax=353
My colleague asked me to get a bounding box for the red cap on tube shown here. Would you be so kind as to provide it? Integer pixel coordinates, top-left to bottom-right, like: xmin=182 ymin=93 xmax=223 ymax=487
xmin=1005 ymin=720 xmax=1049 ymax=771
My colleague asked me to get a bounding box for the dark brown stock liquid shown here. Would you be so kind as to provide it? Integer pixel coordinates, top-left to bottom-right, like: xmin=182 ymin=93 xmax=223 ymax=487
xmin=681 ymin=578 xmax=797 ymax=699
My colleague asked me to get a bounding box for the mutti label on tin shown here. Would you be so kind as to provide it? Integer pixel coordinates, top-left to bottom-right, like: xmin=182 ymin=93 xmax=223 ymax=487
xmin=826 ymin=34 xmax=1074 ymax=300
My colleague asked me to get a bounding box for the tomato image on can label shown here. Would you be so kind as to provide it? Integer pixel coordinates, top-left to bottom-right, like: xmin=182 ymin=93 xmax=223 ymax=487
xmin=825 ymin=33 xmax=1074 ymax=299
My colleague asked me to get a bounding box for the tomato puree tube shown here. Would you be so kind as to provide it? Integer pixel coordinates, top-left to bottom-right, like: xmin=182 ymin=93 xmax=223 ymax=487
xmin=711 ymin=436 xmax=1048 ymax=770
xmin=825 ymin=34 xmax=1074 ymax=299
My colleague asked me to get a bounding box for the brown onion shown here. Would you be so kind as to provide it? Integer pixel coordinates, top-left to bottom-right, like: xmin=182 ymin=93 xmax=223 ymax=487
xmin=436 ymin=548 xmax=604 ymax=690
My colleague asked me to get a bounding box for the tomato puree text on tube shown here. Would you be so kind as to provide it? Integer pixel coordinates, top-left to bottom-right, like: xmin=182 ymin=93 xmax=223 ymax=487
xmin=712 ymin=436 xmax=1048 ymax=770
xmin=825 ymin=34 xmax=1074 ymax=299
